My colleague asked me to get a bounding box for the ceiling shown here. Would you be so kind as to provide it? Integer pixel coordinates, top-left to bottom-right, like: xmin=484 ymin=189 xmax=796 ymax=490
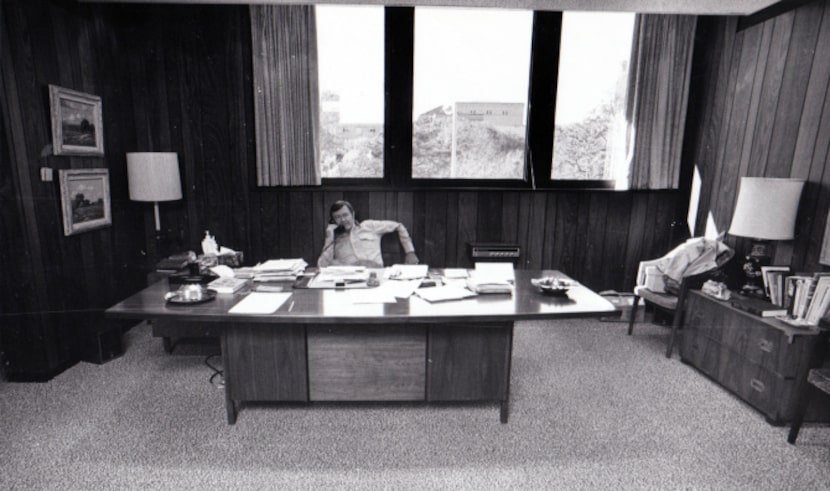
xmin=77 ymin=0 xmax=786 ymax=16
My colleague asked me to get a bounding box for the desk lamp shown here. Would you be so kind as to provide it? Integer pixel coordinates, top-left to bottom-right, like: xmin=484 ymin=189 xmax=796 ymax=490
xmin=728 ymin=177 xmax=804 ymax=298
xmin=127 ymin=152 xmax=183 ymax=235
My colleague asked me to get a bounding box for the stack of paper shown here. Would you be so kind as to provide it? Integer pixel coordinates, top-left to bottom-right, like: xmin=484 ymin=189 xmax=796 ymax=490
xmin=251 ymin=258 xmax=308 ymax=282
xmin=466 ymin=262 xmax=515 ymax=294
xmin=415 ymin=285 xmax=478 ymax=302
xmin=386 ymin=264 xmax=428 ymax=280
xmin=207 ymin=276 xmax=249 ymax=294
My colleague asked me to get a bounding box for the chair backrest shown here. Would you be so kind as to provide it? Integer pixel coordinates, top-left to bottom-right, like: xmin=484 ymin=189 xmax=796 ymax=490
xmin=381 ymin=233 xmax=405 ymax=266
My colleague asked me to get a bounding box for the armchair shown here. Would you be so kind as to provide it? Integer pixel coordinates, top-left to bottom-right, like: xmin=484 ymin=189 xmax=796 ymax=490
xmin=627 ymin=236 xmax=734 ymax=358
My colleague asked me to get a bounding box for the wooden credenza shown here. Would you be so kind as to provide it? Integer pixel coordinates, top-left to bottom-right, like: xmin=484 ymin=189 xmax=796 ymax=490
xmin=681 ymin=291 xmax=829 ymax=425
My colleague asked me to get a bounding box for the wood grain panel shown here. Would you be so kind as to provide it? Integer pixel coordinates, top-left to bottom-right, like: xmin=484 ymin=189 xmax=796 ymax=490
xmin=427 ymin=323 xmax=512 ymax=402
xmin=307 ymin=325 xmax=426 ymax=401
xmin=224 ymin=323 xmax=308 ymax=402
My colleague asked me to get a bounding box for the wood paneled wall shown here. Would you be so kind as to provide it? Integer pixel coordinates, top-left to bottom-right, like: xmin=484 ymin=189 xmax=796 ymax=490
xmin=690 ymin=2 xmax=830 ymax=272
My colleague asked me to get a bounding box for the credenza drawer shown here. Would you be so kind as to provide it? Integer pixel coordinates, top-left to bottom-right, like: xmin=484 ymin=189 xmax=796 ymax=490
xmin=681 ymin=328 xmax=794 ymax=423
xmin=684 ymin=293 xmax=811 ymax=378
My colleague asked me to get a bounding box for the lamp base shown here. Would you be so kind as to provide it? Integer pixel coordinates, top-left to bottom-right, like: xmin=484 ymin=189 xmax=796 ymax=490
xmin=738 ymin=240 xmax=771 ymax=299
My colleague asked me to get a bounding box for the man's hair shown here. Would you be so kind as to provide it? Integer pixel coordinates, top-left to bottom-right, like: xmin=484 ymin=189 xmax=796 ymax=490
xmin=329 ymin=200 xmax=355 ymax=223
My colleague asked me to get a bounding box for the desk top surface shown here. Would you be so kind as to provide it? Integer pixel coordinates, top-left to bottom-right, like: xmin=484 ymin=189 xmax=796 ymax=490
xmin=106 ymin=269 xmax=616 ymax=324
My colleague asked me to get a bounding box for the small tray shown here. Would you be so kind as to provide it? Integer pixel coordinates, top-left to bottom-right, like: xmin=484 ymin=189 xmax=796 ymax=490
xmin=165 ymin=289 xmax=217 ymax=305
xmin=531 ymin=277 xmax=573 ymax=296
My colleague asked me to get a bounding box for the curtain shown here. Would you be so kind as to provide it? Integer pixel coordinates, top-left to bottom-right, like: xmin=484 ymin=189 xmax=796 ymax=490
xmin=625 ymin=15 xmax=697 ymax=190
xmin=250 ymin=5 xmax=321 ymax=186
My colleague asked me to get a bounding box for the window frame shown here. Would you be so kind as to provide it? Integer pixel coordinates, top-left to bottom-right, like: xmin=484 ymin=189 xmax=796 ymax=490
xmin=319 ymin=7 xmax=618 ymax=191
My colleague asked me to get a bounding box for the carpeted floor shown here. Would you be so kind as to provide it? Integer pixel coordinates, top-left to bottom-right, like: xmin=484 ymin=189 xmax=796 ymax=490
xmin=1 ymin=319 xmax=828 ymax=490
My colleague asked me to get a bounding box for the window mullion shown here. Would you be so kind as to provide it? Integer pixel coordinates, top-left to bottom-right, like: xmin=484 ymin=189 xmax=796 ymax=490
xmin=384 ymin=7 xmax=414 ymax=187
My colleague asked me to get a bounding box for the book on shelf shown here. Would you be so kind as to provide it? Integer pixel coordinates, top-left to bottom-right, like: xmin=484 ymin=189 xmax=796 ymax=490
xmin=761 ymin=266 xmax=790 ymax=305
xmin=729 ymin=295 xmax=788 ymax=318
xmin=207 ymin=276 xmax=249 ymax=294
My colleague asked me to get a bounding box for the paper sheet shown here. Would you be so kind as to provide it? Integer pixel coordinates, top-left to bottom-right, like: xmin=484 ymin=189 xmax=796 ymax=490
xmin=442 ymin=268 xmax=469 ymax=279
xmin=228 ymin=292 xmax=292 ymax=314
xmin=349 ymin=289 xmax=397 ymax=304
xmin=414 ymin=285 xmax=477 ymax=303
xmin=385 ymin=264 xmax=428 ymax=280
xmin=380 ymin=279 xmax=422 ymax=299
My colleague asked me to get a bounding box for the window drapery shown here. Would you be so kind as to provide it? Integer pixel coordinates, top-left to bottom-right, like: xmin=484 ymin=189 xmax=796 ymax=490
xmin=625 ymin=14 xmax=696 ymax=190
xmin=250 ymin=5 xmax=321 ymax=186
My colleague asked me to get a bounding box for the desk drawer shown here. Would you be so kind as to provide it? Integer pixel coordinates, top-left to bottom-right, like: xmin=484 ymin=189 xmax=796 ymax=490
xmin=308 ymin=325 xmax=426 ymax=401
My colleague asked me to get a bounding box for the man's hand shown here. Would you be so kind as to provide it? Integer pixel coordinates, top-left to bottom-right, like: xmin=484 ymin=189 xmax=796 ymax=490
xmin=404 ymin=252 xmax=419 ymax=265
xmin=325 ymin=223 xmax=339 ymax=237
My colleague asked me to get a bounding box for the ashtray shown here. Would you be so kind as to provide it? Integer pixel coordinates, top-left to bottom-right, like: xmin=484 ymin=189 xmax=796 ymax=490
xmin=531 ymin=277 xmax=573 ymax=296
xmin=164 ymin=285 xmax=217 ymax=305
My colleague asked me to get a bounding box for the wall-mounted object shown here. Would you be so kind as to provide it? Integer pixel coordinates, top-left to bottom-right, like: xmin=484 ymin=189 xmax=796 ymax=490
xmin=59 ymin=168 xmax=112 ymax=236
xmin=728 ymin=177 xmax=804 ymax=297
xmin=49 ymin=85 xmax=104 ymax=156
xmin=819 ymin=213 xmax=830 ymax=266
xmin=126 ymin=152 xmax=183 ymax=232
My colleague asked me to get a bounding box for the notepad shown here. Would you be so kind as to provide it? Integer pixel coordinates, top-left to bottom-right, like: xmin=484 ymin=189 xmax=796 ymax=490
xmin=228 ymin=292 xmax=292 ymax=314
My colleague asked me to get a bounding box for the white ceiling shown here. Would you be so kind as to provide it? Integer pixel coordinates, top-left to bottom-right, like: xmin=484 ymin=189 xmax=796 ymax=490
xmin=77 ymin=0 xmax=783 ymax=16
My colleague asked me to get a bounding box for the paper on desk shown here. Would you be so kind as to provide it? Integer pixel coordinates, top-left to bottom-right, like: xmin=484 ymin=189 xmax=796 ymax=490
xmin=349 ymin=289 xmax=397 ymax=304
xmin=442 ymin=268 xmax=469 ymax=279
xmin=228 ymin=292 xmax=292 ymax=314
xmin=414 ymin=285 xmax=477 ymax=302
xmin=385 ymin=264 xmax=428 ymax=280
xmin=210 ymin=265 xmax=235 ymax=278
xmin=381 ymin=279 xmax=422 ymax=299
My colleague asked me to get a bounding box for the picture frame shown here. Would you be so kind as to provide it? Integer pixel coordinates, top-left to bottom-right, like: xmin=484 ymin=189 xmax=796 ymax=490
xmin=821 ymin=212 xmax=830 ymax=266
xmin=59 ymin=169 xmax=112 ymax=236
xmin=49 ymin=85 xmax=104 ymax=156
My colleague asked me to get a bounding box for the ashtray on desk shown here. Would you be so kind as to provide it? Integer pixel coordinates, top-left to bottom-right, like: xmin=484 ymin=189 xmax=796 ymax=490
xmin=531 ymin=277 xmax=573 ymax=296
xmin=164 ymin=285 xmax=217 ymax=305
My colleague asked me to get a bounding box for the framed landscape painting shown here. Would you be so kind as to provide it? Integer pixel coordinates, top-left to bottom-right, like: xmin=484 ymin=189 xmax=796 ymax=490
xmin=59 ymin=169 xmax=111 ymax=236
xmin=49 ymin=85 xmax=104 ymax=156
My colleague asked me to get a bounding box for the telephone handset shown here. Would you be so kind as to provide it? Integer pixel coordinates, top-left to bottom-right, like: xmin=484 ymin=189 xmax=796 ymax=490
xmin=334 ymin=225 xmax=346 ymax=235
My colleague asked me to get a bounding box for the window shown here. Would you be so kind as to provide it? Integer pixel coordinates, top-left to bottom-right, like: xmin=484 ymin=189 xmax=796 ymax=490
xmin=411 ymin=8 xmax=533 ymax=179
xmin=551 ymin=12 xmax=635 ymax=183
xmin=316 ymin=5 xmax=385 ymax=178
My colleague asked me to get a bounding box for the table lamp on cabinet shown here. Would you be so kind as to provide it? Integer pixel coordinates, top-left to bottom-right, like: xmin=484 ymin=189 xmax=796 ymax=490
xmin=127 ymin=152 xmax=183 ymax=238
xmin=728 ymin=176 xmax=804 ymax=298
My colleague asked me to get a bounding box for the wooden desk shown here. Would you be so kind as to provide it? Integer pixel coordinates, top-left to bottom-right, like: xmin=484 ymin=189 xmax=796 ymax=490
xmin=106 ymin=270 xmax=615 ymax=424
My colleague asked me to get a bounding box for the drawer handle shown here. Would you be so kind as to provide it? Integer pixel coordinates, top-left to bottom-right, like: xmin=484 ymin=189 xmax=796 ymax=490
xmin=750 ymin=378 xmax=765 ymax=393
xmin=758 ymin=339 xmax=774 ymax=353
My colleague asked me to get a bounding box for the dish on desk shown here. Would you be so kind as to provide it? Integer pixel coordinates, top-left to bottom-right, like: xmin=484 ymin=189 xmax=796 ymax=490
xmin=531 ymin=277 xmax=573 ymax=296
xmin=164 ymin=285 xmax=217 ymax=305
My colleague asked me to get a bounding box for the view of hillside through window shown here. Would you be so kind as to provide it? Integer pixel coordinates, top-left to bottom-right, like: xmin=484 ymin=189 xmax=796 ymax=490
xmin=317 ymin=7 xmax=635 ymax=182
xmin=316 ymin=6 xmax=384 ymax=178
xmin=412 ymin=8 xmax=532 ymax=179
xmin=552 ymin=12 xmax=635 ymax=182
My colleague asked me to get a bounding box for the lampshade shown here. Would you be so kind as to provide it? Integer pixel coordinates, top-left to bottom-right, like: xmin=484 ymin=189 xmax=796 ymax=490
xmin=728 ymin=177 xmax=804 ymax=240
xmin=127 ymin=152 xmax=182 ymax=232
xmin=126 ymin=152 xmax=182 ymax=202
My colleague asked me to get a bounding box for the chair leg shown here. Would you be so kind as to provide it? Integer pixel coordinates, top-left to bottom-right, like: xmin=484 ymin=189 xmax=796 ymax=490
xmin=666 ymin=307 xmax=683 ymax=358
xmin=627 ymin=295 xmax=640 ymax=336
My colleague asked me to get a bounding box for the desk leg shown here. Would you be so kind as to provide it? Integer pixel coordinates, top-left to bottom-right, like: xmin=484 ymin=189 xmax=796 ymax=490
xmin=500 ymin=400 xmax=509 ymax=424
xmin=221 ymin=333 xmax=238 ymax=425
xmin=162 ymin=336 xmax=173 ymax=354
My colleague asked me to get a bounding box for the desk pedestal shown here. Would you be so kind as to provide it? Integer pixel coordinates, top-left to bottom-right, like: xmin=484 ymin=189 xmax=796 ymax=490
xmin=222 ymin=322 xmax=513 ymax=424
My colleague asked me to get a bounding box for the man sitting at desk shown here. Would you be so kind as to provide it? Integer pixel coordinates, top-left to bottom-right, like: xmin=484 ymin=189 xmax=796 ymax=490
xmin=317 ymin=200 xmax=419 ymax=268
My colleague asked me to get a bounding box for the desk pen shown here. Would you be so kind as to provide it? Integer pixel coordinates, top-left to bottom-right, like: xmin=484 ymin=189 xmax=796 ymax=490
xmin=288 ymin=301 xmax=295 ymax=312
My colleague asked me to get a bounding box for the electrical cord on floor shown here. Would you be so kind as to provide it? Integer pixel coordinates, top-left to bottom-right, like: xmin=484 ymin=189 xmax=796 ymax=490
xmin=204 ymin=354 xmax=224 ymax=389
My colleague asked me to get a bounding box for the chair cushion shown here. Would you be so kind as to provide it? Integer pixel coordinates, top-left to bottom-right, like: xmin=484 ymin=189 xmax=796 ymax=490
xmin=634 ymin=286 xmax=678 ymax=310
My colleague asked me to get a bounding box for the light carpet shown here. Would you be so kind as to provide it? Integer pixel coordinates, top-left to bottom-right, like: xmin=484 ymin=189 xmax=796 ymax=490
xmin=1 ymin=319 xmax=828 ymax=490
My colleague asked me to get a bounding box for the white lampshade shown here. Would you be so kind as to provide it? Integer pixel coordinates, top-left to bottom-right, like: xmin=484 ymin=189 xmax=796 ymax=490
xmin=127 ymin=152 xmax=182 ymax=232
xmin=728 ymin=177 xmax=804 ymax=240
xmin=127 ymin=152 xmax=182 ymax=202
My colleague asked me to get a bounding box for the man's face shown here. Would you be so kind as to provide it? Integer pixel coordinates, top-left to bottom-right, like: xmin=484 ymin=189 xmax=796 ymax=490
xmin=331 ymin=205 xmax=355 ymax=231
